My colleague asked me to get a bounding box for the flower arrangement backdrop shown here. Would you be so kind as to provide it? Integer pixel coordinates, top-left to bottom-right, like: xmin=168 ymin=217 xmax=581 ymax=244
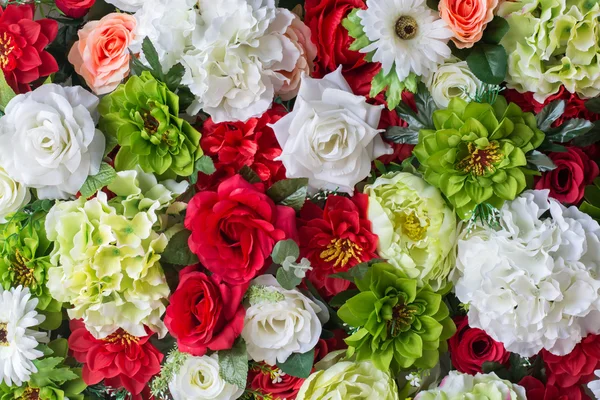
xmin=0 ymin=0 xmax=599 ymax=399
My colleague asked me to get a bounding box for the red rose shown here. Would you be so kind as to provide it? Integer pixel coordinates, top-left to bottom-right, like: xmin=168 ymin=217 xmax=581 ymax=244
xmin=0 ymin=5 xmax=58 ymax=93
xmin=298 ymin=194 xmax=378 ymax=297
xmin=249 ymin=363 xmax=304 ymax=400
xmin=314 ymin=329 xmax=348 ymax=363
xmin=543 ymin=334 xmax=600 ymax=389
xmin=185 ymin=174 xmax=297 ymax=285
xmin=519 ymin=376 xmax=590 ymax=400
xmin=55 ymin=0 xmax=95 ymax=18
xmin=68 ymin=319 xmax=163 ymax=396
xmin=197 ymin=106 xmax=287 ymax=191
xmin=534 ymin=147 xmax=599 ymax=204
xmin=448 ymin=316 xmax=510 ymax=375
xmin=164 ymin=265 xmax=247 ymax=356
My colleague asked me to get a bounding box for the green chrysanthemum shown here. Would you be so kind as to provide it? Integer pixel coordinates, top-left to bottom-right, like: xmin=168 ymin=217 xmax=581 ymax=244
xmin=337 ymin=262 xmax=455 ymax=373
xmin=414 ymin=96 xmax=545 ymax=219
xmin=99 ymin=71 xmax=202 ymax=179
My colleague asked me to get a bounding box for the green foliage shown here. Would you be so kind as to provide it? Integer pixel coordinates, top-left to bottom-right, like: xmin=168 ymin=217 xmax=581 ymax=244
xmin=466 ymin=44 xmax=508 ymax=85
xmin=79 ymin=162 xmax=117 ymax=199
xmin=581 ymin=178 xmax=600 ymax=221
xmin=218 ymin=338 xmax=249 ymax=389
xmin=276 ymin=349 xmax=315 ymax=379
xmin=266 ymin=178 xmax=309 ymax=212
xmin=162 ymin=230 xmax=199 ymax=266
xmin=271 ymin=240 xmax=300 ymax=265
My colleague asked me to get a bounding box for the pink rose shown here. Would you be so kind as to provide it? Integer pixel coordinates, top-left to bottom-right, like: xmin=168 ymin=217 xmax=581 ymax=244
xmin=68 ymin=13 xmax=136 ymax=95
xmin=439 ymin=0 xmax=498 ymax=49
xmin=275 ymin=14 xmax=317 ymax=101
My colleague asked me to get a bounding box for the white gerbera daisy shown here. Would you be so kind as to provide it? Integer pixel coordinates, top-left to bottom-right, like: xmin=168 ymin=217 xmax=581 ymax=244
xmin=0 ymin=286 xmax=48 ymax=386
xmin=358 ymin=0 xmax=453 ymax=81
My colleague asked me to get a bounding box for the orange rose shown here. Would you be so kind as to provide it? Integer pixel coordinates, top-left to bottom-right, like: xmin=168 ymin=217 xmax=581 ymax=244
xmin=68 ymin=13 xmax=136 ymax=95
xmin=439 ymin=0 xmax=498 ymax=49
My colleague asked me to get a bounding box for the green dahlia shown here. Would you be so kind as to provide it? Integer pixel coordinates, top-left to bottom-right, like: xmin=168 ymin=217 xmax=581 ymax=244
xmin=99 ymin=71 xmax=202 ymax=178
xmin=414 ymin=96 xmax=544 ymax=219
xmin=337 ymin=262 xmax=455 ymax=373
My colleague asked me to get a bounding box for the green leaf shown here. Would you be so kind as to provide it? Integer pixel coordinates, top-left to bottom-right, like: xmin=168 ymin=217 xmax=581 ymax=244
xmin=426 ymin=0 xmax=440 ymax=11
xmin=162 ymin=230 xmax=199 ymax=265
xmin=142 ymin=37 xmax=163 ymax=78
xmin=31 ymin=358 xmax=78 ymax=387
xmin=0 ymin=70 xmax=16 ymax=112
xmin=545 ymin=118 xmax=594 ymax=143
xmin=571 ymin=123 xmax=600 ymax=147
xmin=277 ymin=349 xmax=315 ymax=378
xmin=266 ymin=178 xmax=309 ymax=212
xmin=466 ymin=44 xmax=508 ymax=85
xmin=239 ymin=165 xmax=261 ymax=183
xmin=384 ymin=126 xmax=420 ymax=144
xmin=585 ymin=97 xmax=600 ymax=114
xmin=79 ymin=162 xmax=117 ymax=199
xmin=130 ymin=52 xmax=150 ymax=76
xmin=536 ymin=100 xmax=565 ymax=132
xmin=482 ymin=17 xmax=510 ymax=44
xmin=218 ymin=338 xmax=248 ymax=389
xmin=190 ymin=155 xmax=216 ymax=184
xmin=276 ymin=267 xmax=303 ymax=290
xmin=103 ymin=135 xmax=119 ymax=158
xmin=329 ymin=258 xmax=385 ymax=281
xmin=48 ymin=338 xmax=69 ymax=359
xmin=164 ymin=63 xmax=185 ymax=92
xmin=526 ymin=150 xmax=557 ymax=172
xmin=39 ymin=310 xmax=63 ymax=331
xmin=413 ymin=82 xmax=438 ymax=128
xmin=329 ymin=289 xmax=361 ymax=308
xmin=271 ymin=239 xmax=300 ymax=264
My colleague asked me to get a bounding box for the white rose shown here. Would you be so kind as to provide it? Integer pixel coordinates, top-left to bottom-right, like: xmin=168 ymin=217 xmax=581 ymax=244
xmin=105 ymin=0 xmax=145 ymax=12
xmin=169 ymin=355 xmax=244 ymax=400
xmin=0 ymin=84 xmax=105 ymax=200
xmin=242 ymin=275 xmax=323 ymax=365
xmin=425 ymin=58 xmax=483 ymax=108
xmin=0 ymin=167 xmax=30 ymax=223
xmin=271 ymin=67 xmax=391 ymax=194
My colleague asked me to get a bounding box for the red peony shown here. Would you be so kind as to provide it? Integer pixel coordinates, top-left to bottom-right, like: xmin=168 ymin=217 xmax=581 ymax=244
xmin=0 ymin=4 xmax=58 ymax=93
xmin=68 ymin=319 xmax=163 ymax=397
xmin=298 ymin=194 xmax=378 ymax=297
xmin=519 ymin=376 xmax=590 ymax=400
xmin=185 ymin=174 xmax=297 ymax=285
xmin=55 ymin=0 xmax=95 ymax=18
xmin=164 ymin=265 xmax=247 ymax=356
xmin=543 ymin=334 xmax=600 ymax=389
xmin=448 ymin=316 xmax=510 ymax=375
xmin=197 ymin=106 xmax=287 ymax=191
xmin=534 ymin=147 xmax=599 ymax=204
xmin=249 ymin=363 xmax=304 ymax=400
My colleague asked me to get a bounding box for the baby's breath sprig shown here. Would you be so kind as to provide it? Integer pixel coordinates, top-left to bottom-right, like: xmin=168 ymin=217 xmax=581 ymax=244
xmin=150 ymin=347 xmax=190 ymax=400
xmin=245 ymin=285 xmax=285 ymax=306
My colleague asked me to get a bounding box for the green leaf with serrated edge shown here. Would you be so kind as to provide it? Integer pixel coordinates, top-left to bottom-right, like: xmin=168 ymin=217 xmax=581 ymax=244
xmin=130 ymin=52 xmax=150 ymax=76
xmin=384 ymin=126 xmax=420 ymax=144
xmin=585 ymin=97 xmax=600 ymax=114
xmin=526 ymin=150 xmax=557 ymax=172
xmin=413 ymin=82 xmax=437 ymax=127
xmin=466 ymin=44 xmax=507 ymax=85
xmin=0 ymin=70 xmax=16 ymax=112
xmin=276 ymin=267 xmax=302 ymax=290
xmin=31 ymin=358 xmax=78 ymax=387
xmin=79 ymin=162 xmax=117 ymax=199
xmin=545 ymin=118 xmax=594 ymax=143
xmin=482 ymin=16 xmax=509 ymax=44
xmin=277 ymin=349 xmax=315 ymax=378
xmin=330 ymin=258 xmax=385 ymax=281
xmin=164 ymin=63 xmax=185 ymax=92
xmin=162 ymin=230 xmax=199 ymax=265
xmin=271 ymin=239 xmax=300 ymax=264
xmin=266 ymin=178 xmax=308 ymax=211
xmin=239 ymin=165 xmax=261 ymax=183
xmin=329 ymin=289 xmax=361 ymax=308
xmin=195 ymin=155 xmax=216 ymax=175
xmin=536 ymin=100 xmax=565 ymax=132
xmin=342 ymin=8 xmax=366 ymax=42
xmin=142 ymin=37 xmax=163 ymax=78
xmin=218 ymin=339 xmax=248 ymax=389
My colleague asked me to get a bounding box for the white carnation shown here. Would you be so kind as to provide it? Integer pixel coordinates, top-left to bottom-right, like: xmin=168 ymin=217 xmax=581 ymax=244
xmin=0 ymin=167 xmax=30 ymax=223
xmin=242 ymin=275 xmax=323 ymax=365
xmin=454 ymin=190 xmax=600 ymax=357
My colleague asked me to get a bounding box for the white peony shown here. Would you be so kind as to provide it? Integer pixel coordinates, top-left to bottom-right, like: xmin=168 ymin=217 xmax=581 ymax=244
xmin=271 ymin=67 xmax=391 ymax=194
xmin=0 ymin=84 xmax=105 ymax=200
xmin=169 ymin=354 xmax=244 ymax=400
xmin=453 ymin=190 xmax=600 ymax=357
xmin=105 ymin=0 xmax=145 ymax=12
xmin=0 ymin=167 xmax=30 ymax=223
xmin=242 ymin=275 xmax=323 ymax=365
xmin=425 ymin=58 xmax=483 ymax=108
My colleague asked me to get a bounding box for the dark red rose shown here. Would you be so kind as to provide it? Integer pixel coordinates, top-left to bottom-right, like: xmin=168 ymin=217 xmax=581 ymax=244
xmin=249 ymin=363 xmax=304 ymax=400
xmin=519 ymin=376 xmax=590 ymax=400
xmin=197 ymin=106 xmax=287 ymax=191
xmin=68 ymin=319 xmax=163 ymax=396
xmin=164 ymin=265 xmax=247 ymax=356
xmin=0 ymin=5 xmax=58 ymax=93
xmin=448 ymin=316 xmax=510 ymax=375
xmin=534 ymin=147 xmax=599 ymax=204
xmin=55 ymin=0 xmax=95 ymax=18
xmin=298 ymin=194 xmax=377 ymax=297
xmin=185 ymin=174 xmax=297 ymax=285
xmin=543 ymin=334 xmax=600 ymax=389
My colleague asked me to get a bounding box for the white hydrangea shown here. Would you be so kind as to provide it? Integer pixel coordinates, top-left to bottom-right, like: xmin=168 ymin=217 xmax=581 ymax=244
xmin=454 ymin=190 xmax=600 ymax=357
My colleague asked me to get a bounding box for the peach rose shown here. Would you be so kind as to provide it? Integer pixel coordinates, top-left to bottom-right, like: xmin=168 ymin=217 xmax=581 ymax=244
xmin=439 ymin=0 xmax=498 ymax=49
xmin=275 ymin=14 xmax=317 ymax=101
xmin=68 ymin=13 xmax=136 ymax=95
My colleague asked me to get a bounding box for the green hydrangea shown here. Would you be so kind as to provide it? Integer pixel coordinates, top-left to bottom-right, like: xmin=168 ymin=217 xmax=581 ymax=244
xmin=337 ymin=262 xmax=455 ymax=373
xmin=99 ymin=71 xmax=202 ymax=179
xmin=364 ymin=172 xmax=457 ymax=290
xmin=414 ymin=96 xmax=545 ymax=219
xmin=498 ymin=0 xmax=600 ymax=102
xmin=44 ymin=169 xmax=186 ymax=339
xmin=415 ymin=371 xmax=527 ymax=400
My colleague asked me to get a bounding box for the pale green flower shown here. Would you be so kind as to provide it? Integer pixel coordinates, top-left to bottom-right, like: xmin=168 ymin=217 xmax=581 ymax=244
xmin=363 ymin=172 xmax=457 ymax=290
xmin=415 ymin=371 xmax=527 ymax=400
xmin=296 ymin=360 xmax=399 ymax=400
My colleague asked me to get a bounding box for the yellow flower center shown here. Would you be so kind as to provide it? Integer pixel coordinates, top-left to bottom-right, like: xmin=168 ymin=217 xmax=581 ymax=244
xmin=395 ymin=16 xmax=418 ymax=40
xmin=0 ymin=32 xmax=16 ymax=70
xmin=0 ymin=323 xmax=8 ymax=347
xmin=320 ymin=238 xmax=363 ymax=268
xmin=402 ymin=212 xmax=429 ymax=242
xmin=9 ymin=250 xmax=36 ymax=288
xmin=457 ymin=142 xmax=503 ymax=176
xmin=19 ymin=387 xmax=40 ymax=400
xmin=387 ymin=303 xmax=417 ymax=337
xmin=102 ymin=330 xmax=140 ymax=346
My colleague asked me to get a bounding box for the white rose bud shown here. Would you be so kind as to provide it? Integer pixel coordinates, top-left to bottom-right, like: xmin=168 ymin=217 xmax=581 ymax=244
xmin=0 ymin=167 xmax=30 ymax=223
xmin=426 ymin=58 xmax=483 ymax=108
xmin=242 ymin=275 xmax=323 ymax=365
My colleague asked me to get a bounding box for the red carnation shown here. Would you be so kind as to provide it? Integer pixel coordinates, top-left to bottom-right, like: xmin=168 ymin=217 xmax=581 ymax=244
xmin=54 ymin=0 xmax=95 ymax=18
xmin=448 ymin=316 xmax=510 ymax=375
xmin=534 ymin=147 xmax=599 ymax=204
xmin=185 ymin=174 xmax=297 ymax=285
xmin=68 ymin=319 xmax=163 ymax=397
xmin=519 ymin=376 xmax=590 ymax=400
xmin=249 ymin=363 xmax=304 ymax=400
xmin=164 ymin=265 xmax=247 ymax=356
xmin=197 ymin=106 xmax=287 ymax=191
xmin=298 ymin=194 xmax=378 ymax=297
xmin=543 ymin=334 xmax=600 ymax=389
xmin=0 ymin=4 xmax=58 ymax=93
